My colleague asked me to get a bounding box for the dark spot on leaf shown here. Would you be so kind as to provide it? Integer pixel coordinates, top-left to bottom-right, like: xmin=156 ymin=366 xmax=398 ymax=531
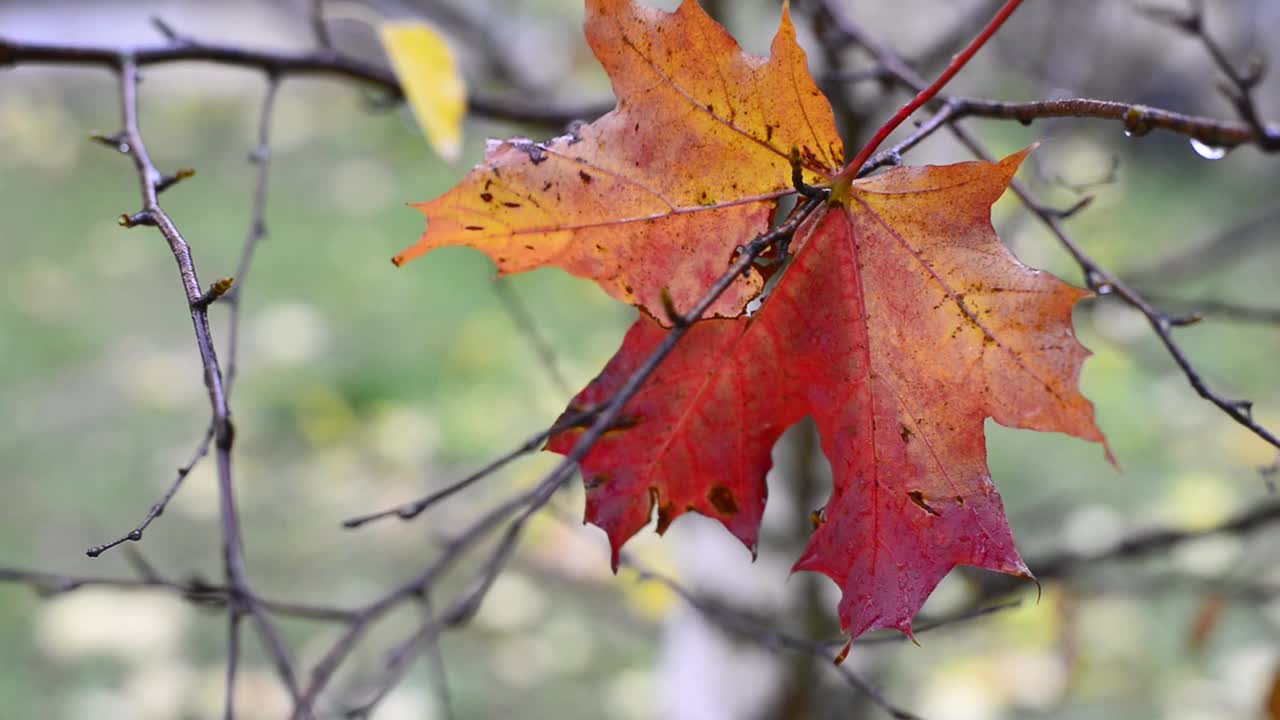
xmin=480 ymin=192 xmax=494 ymax=202
xmin=541 ymin=181 xmax=553 ymax=192
xmin=908 ymin=490 xmax=940 ymax=517
xmin=502 ymin=202 xmax=522 ymax=209
xmin=579 ymin=170 xmax=593 ymax=184
xmin=656 ymin=501 xmax=677 ymax=533
xmin=810 ymin=507 xmax=826 ymax=529
xmin=899 ymin=424 xmax=913 ymax=443
xmin=464 ymin=225 xmax=485 ymax=231
xmin=524 ymin=244 xmax=535 ymax=250
xmin=707 ymin=485 xmax=738 ymax=516
xmin=765 ymin=125 xmax=774 ymax=143
xmin=611 ymin=414 xmax=641 ymax=430
xmin=585 ymin=473 xmax=610 ymax=490
xmin=954 ymin=495 xmax=965 ymax=506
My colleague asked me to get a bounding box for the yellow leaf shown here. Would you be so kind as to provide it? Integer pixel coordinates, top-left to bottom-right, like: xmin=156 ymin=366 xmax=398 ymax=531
xmin=379 ymin=21 xmax=466 ymax=161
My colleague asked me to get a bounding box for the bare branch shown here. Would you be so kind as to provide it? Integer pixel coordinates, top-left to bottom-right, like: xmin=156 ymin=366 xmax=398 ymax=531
xmin=0 ymin=566 xmax=358 ymax=623
xmin=0 ymin=34 xmax=610 ymax=128
xmin=107 ymin=54 xmax=304 ymax=714
xmin=225 ymin=76 xmax=281 ymax=392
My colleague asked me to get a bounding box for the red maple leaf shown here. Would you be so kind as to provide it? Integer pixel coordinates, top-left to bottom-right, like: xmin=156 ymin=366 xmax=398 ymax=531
xmin=549 ymin=151 xmax=1108 ymax=641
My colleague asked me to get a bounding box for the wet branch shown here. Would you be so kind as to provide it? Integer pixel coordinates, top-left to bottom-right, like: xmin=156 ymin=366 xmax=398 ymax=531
xmin=818 ymin=0 xmax=1280 ymax=453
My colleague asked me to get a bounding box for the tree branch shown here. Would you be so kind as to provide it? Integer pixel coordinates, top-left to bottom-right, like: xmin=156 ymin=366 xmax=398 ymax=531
xmin=0 ymin=565 xmax=358 ymax=623
xmin=0 ymin=34 xmax=610 ymax=128
xmin=939 ymin=95 xmax=1279 ymax=150
xmin=107 ymin=54 xmax=304 ymax=717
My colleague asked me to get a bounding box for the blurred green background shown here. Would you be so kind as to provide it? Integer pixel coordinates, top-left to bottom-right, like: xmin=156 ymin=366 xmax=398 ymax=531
xmin=1 ymin=0 xmax=1279 ymax=718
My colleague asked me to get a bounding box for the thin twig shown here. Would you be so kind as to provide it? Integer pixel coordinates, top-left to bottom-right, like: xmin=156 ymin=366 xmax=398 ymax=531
xmin=309 ymin=0 xmax=333 ymax=49
xmin=225 ymin=75 xmax=280 ymax=392
xmin=627 ymin=559 xmax=923 ymax=720
xmin=111 ymin=54 xmax=304 ymax=714
xmin=858 ymin=102 xmax=958 ymax=177
xmin=342 ymin=591 xmax=453 ymax=720
xmin=85 ymin=424 xmax=215 ymax=557
xmin=1122 ymin=209 xmax=1280 ymax=286
xmin=1126 ymin=296 xmax=1280 ymax=326
xmin=492 ymin=279 xmax=572 ymax=396
xmin=0 ymin=566 xmax=358 ymax=621
xmin=341 ymin=407 xmax=599 ymax=528
xmin=959 ymin=499 xmax=1280 ymax=604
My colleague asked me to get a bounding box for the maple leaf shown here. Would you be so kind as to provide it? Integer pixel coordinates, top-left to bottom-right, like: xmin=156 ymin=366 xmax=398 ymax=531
xmin=392 ymin=0 xmax=841 ymax=319
xmin=549 ymin=150 xmax=1108 ymax=641
xmin=402 ymin=0 xmax=1107 ymax=644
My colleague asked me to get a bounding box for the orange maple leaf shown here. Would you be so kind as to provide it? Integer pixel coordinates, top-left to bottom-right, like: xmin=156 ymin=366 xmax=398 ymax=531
xmin=393 ymin=0 xmax=841 ymax=319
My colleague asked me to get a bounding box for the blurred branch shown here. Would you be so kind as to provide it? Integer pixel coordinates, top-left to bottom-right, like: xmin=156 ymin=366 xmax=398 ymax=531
xmin=309 ymin=0 xmax=333 ymax=49
xmin=0 ymin=565 xmax=358 ymax=623
xmin=818 ymin=0 xmax=1280 ymax=453
xmin=0 ymin=34 xmax=611 ymax=128
xmin=1034 ymin=501 xmax=1280 ymax=579
xmin=340 ymin=406 xmax=601 ymax=529
xmin=224 ymin=77 xmax=280 ymax=393
xmin=629 ymin=559 xmax=924 ymax=720
xmin=342 ymin=592 xmax=453 ymax=720
xmin=492 ymin=279 xmax=572 ymax=396
xmin=1126 ymin=296 xmax=1280 ymax=326
xmin=962 ymin=500 xmax=1280 ymax=602
xmin=1122 ymin=209 xmax=1280 ymax=286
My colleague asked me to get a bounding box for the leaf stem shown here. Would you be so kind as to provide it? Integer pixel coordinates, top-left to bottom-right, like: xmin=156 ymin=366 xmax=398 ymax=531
xmin=834 ymin=0 xmax=1024 ymax=182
